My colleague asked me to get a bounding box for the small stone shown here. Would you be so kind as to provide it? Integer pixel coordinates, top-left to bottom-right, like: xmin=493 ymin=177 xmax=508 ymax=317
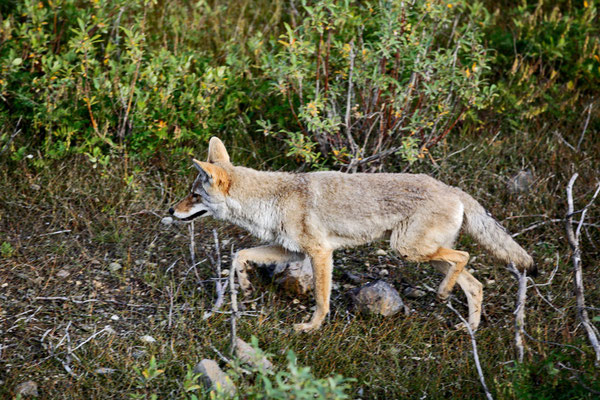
xmin=95 ymin=367 xmax=116 ymax=374
xmin=30 ymin=183 xmax=41 ymax=191
xmin=403 ymin=287 xmax=426 ymax=298
xmin=108 ymin=262 xmax=122 ymax=272
xmin=221 ymin=269 xmax=230 ymax=277
xmin=132 ymin=349 xmax=147 ymax=359
xmin=378 ymin=269 xmax=389 ymax=276
xmin=56 ymin=269 xmax=70 ymax=278
xmin=140 ymin=335 xmax=156 ymax=343
xmin=375 ymin=249 xmax=387 ymax=256
xmin=486 ymin=279 xmax=495 ymax=286
xmin=194 ymin=359 xmax=236 ymax=396
xmin=161 ymin=217 xmax=173 ymax=225
xmin=235 ymin=338 xmax=273 ymax=370
xmin=110 ymin=315 xmax=120 ymax=321
xmin=104 ymin=325 xmax=116 ymax=335
xmin=15 ymin=381 xmax=38 ymax=397
xmin=350 ymin=280 xmax=405 ymax=317
xmin=343 ymin=271 xmax=364 ymax=284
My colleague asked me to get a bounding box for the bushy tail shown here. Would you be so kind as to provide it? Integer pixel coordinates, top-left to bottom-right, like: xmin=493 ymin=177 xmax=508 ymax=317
xmin=458 ymin=190 xmax=535 ymax=273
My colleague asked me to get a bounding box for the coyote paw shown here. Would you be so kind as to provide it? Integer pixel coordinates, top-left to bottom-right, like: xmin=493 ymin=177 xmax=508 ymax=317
xmin=238 ymin=283 xmax=254 ymax=297
xmin=293 ymin=322 xmax=321 ymax=333
xmin=436 ymin=292 xmax=449 ymax=303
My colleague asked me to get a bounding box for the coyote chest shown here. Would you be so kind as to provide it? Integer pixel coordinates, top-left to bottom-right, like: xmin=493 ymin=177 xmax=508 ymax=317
xmin=224 ymin=197 xmax=302 ymax=252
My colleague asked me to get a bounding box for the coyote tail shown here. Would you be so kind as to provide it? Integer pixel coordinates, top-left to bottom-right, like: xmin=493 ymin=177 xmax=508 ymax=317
xmin=458 ymin=190 xmax=535 ymax=273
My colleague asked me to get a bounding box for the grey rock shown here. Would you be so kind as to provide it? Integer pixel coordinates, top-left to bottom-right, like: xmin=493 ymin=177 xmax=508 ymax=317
xmin=343 ymin=271 xmax=364 ymax=284
xmin=56 ymin=269 xmax=70 ymax=278
xmin=95 ymin=367 xmax=116 ymax=374
xmin=235 ymin=338 xmax=273 ymax=370
xmin=403 ymin=287 xmax=426 ymax=298
xmin=140 ymin=335 xmax=156 ymax=343
xmin=15 ymin=381 xmax=38 ymax=397
xmin=274 ymin=257 xmax=314 ymax=296
xmin=350 ymin=280 xmax=405 ymax=317
xmin=161 ymin=217 xmax=173 ymax=225
xmin=132 ymin=349 xmax=147 ymax=359
xmin=108 ymin=262 xmax=122 ymax=272
xmin=507 ymin=169 xmax=534 ymax=194
xmin=193 ymin=359 xmax=236 ymax=396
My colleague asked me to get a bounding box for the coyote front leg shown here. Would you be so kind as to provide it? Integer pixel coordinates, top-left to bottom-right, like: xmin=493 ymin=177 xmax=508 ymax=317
xmin=294 ymin=248 xmax=333 ymax=333
xmin=232 ymin=245 xmax=303 ymax=296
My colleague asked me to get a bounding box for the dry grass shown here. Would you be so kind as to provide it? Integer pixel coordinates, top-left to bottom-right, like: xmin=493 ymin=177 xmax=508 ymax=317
xmin=1 ymin=126 xmax=599 ymax=399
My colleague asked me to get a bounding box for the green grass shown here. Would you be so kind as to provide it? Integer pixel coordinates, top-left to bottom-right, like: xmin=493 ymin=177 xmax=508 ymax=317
xmin=1 ymin=125 xmax=599 ymax=399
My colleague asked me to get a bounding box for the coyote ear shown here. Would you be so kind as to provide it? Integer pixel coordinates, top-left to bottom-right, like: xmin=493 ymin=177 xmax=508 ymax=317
xmin=192 ymin=159 xmax=231 ymax=194
xmin=207 ymin=137 xmax=230 ymax=164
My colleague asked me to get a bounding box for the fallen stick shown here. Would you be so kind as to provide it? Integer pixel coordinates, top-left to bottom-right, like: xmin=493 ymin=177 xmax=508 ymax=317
xmin=446 ymin=302 xmax=494 ymax=400
xmin=565 ymin=173 xmax=600 ymax=364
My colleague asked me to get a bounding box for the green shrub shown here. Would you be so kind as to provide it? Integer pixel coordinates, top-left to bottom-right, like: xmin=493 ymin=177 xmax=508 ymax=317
xmin=260 ymin=0 xmax=496 ymax=170
xmin=210 ymin=338 xmax=354 ymax=399
xmin=485 ymin=0 xmax=600 ymax=122
xmin=0 ymin=0 xmax=270 ymax=163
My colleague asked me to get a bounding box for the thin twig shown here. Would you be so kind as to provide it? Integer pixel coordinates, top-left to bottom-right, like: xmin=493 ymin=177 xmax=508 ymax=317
xmin=203 ymin=229 xmax=227 ymax=320
xmin=576 ymin=102 xmax=593 ymax=151
xmin=446 ymin=302 xmax=494 ymax=400
xmin=0 ymin=116 xmax=23 ymax=156
xmin=565 ymin=173 xmax=600 ymax=364
xmin=345 ymin=40 xmax=358 ymax=160
xmin=230 ymin=245 xmax=238 ymax=357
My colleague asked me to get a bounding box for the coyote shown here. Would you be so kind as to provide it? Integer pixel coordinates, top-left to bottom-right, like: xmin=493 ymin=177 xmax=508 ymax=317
xmin=169 ymin=137 xmax=534 ymax=332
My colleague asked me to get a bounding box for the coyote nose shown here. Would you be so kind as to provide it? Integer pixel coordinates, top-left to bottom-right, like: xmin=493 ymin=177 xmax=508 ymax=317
xmin=168 ymin=208 xmax=174 ymax=215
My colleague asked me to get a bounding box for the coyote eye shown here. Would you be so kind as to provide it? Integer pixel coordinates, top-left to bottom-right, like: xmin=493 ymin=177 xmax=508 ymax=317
xmin=191 ymin=193 xmax=199 ymax=199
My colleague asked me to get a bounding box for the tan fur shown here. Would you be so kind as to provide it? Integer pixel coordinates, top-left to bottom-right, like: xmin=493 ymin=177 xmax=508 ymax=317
xmin=170 ymin=137 xmax=534 ymax=332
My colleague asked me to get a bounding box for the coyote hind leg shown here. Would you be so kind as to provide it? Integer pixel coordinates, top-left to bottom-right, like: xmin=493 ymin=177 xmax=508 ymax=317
xmin=232 ymin=245 xmax=303 ymax=296
xmin=431 ymin=260 xmax=483 ymax=330
xmin=426 ymin=247 xmax=469 ymax=302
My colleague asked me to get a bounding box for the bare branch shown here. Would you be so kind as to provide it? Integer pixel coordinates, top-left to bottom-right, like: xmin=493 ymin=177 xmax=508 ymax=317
xmin=565 ymin=173 xmax=600 ymax=364
xmin=508 ymin=263 xmax=527 ymax=363
xmin=230 ymin=245 xmax=238 ymax=357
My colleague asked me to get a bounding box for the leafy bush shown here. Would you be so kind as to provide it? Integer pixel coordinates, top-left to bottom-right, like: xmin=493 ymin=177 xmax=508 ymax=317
xmin=0 ymin=0 xmax=268 ymax=163
xmin=485 ymin=0 xmax=600 ymax=122
xmin=260 ymin=0 xmax=496 ymax=170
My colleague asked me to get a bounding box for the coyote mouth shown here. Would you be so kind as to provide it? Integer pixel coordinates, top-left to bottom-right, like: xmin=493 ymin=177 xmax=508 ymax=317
xmin=181 ymin=210 xmax=207 ymax=221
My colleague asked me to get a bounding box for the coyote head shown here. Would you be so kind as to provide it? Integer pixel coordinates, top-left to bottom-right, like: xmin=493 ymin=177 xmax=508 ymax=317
xmin=169 ymin=137 xmax=231 ymax=221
